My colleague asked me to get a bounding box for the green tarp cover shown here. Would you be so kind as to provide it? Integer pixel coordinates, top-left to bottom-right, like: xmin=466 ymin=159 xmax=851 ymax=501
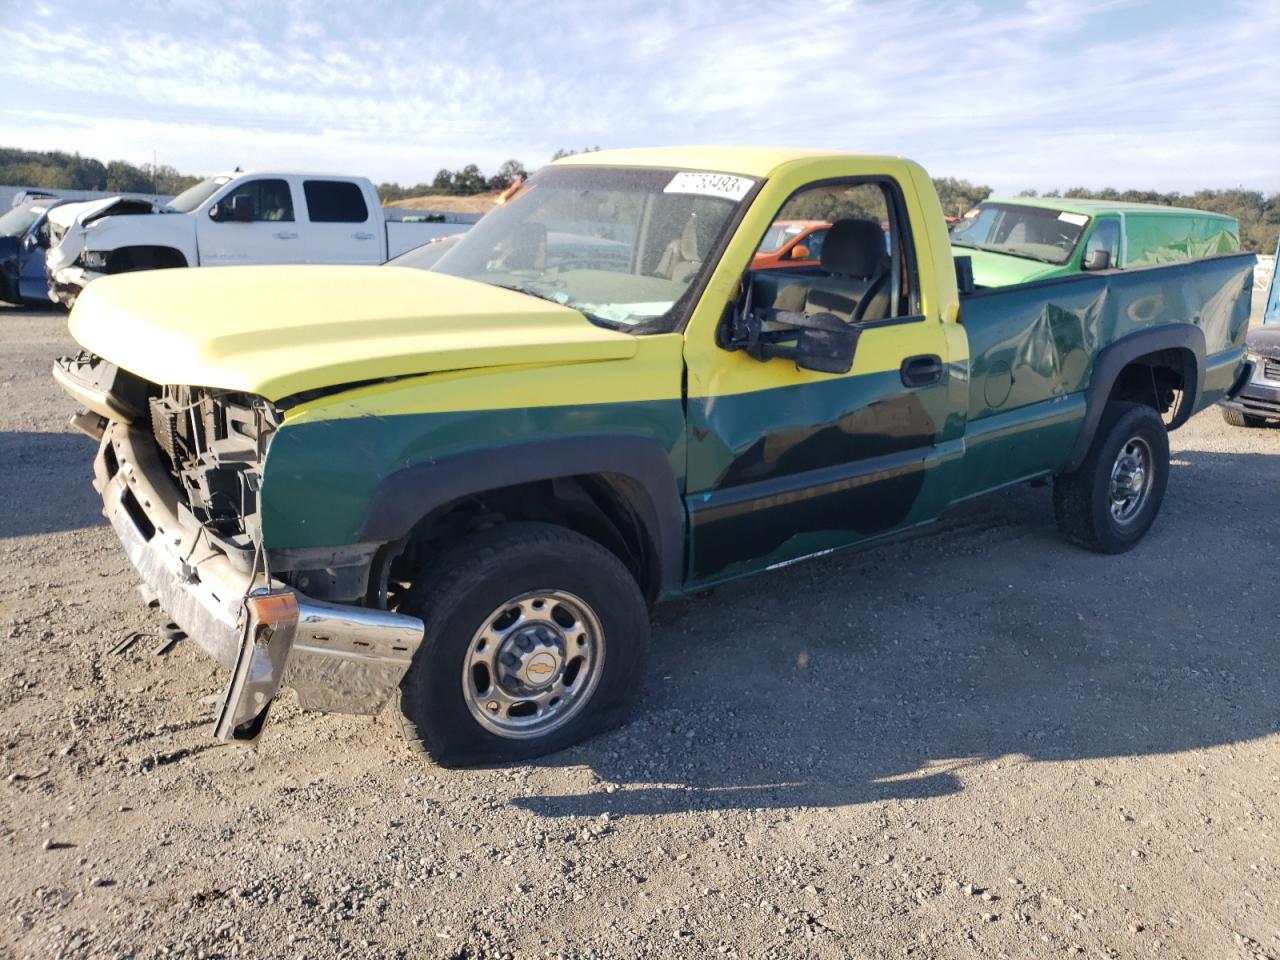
xmin=1125 ymin=213 xmax=1239 ymax=267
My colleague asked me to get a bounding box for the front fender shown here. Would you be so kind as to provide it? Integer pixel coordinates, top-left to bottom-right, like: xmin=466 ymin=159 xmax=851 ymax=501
xmin=65 ymin=214 xmax=198 ymax=265
xmin=359 ymin=434 xmax=686 ymax=595
xmin=258 ymin=397 xmax=687 ymax=589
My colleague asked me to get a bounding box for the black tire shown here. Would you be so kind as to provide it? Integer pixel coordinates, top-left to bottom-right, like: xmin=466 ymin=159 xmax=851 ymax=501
xmin=1221 ymin=407 xmax=1267 ymax=428
xmin=1053 ymin=401 xmax=1169 ymax=554
xmin=396 ymin=522 xmax=649 ymax=767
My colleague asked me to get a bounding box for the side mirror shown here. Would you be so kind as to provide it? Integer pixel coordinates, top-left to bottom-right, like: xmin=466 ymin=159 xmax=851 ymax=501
xmin=793 ymin=321 xmax=858 ymax=374
xmin=1082 ymin=249 xmax=1111 ymax=271
xmin=789 ymin=244 xmax=810 ymax=261
xmin=21 ymin=233 xmax=39 ymax=252
xmin=720 ymin=297 xmax=859 ymax=375
xmin=212 ymin=195 xmax=254 ymax=223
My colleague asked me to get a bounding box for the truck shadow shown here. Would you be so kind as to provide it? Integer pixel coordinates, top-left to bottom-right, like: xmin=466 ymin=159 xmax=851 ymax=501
xmin=515 ymin=447 xmax=1280 ymax=818
xmin=0 ymin=431 xmax=106 ymax=538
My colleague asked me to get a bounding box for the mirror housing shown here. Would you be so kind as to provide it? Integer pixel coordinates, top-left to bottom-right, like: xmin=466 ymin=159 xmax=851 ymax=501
xmin=793 ymin=322 xmax=858 ymax=374
xmin=719 ymin=297 xmax=859 ymax=375
xmin=21 ymin=233 xmax=40 ymax=252
xmin=1082 ymin=249 xmax=1111 ymax=271
xmin=212 ymin=195 xmax=254 ymax=223
xmin=789 ymin=244 xmax=810 ymax=261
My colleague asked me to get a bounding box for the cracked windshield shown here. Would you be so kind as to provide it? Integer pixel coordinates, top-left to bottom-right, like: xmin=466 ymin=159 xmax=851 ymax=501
xmin=424 ymin=166 xmax=756 ymax=331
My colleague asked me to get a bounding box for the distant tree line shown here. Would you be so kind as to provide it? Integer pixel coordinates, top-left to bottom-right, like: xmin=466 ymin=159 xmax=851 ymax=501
xmin=377 ymin=158 xmax=529 ymax=202
xmin=6 ymin=144 xmax=1275 ymax=253
xmin=0 ymin=147 xmax=199 ymax=195
xmin=377 ymin=149 xmax=601 ymax=202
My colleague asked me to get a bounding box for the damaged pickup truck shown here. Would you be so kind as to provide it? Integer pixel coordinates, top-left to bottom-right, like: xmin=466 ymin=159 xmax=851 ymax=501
xmin=55 ymin=148 xmax=1255 ymax=766
xmin=45 ymin=171 xmax=438 ymax=308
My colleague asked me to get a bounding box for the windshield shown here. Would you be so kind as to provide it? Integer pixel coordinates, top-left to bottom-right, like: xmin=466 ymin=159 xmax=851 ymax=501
xmin=166 ymin=176 xmax=231 ymax=213
xmin=0 ymin=203 xmax=44 ymax=238
xmin=422 ymin=165 xmax=756 ymax=332
xmin=950 ymin=202 xmax=1089 ymax=265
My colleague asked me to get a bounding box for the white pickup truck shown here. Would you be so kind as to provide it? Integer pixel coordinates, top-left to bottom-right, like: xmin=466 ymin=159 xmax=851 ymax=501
xmin=45 ymin=171 xmax=451 ymax=307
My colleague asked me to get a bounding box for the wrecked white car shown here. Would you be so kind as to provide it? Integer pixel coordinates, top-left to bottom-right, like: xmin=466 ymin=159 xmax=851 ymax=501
xmin=45 ymin=172 xmax=445 ymax=307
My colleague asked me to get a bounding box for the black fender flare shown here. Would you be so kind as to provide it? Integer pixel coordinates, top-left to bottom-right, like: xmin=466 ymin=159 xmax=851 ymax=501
xmin=1063 ymin=324 xmax=1205 ymax=473
xmin=356 ymin=434 xmax=685 ymax=596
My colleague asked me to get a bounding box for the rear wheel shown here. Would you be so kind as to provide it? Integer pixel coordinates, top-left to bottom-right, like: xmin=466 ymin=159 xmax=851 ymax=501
xmin=396 ymin=522 xmax=649 ymax=766
xmin=1221 ymin=407 xmax=1268 ymax=428
xmin=1053 ymin=402 xmax=1169 ymax=554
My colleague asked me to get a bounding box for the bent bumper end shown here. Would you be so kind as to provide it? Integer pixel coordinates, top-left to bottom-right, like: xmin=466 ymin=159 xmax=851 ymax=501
xmin=95 ymin=422 xmax=424 ymax=743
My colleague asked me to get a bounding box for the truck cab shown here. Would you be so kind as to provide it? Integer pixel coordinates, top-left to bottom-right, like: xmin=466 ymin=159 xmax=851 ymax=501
xmin=951 ymin=197 xmax=1240 ymax=289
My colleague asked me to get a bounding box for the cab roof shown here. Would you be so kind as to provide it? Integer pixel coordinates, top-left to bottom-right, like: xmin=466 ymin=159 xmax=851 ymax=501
xmin=550 ymin=146 xmax=902 ymax=179
xmin=984 ymin=195 xmax=1236 ymax=220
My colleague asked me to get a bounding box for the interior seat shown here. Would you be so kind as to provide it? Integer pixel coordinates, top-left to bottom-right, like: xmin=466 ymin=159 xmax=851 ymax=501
xmin=656 ymin=213 xmax=703 ymax=282
xmin=775 ymin=218 xmax=892 ymax=323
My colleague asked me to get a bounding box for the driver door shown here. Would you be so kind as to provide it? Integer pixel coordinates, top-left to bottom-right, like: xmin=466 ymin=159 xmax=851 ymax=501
xmin=197 ymin=177 xmax=307 ymax=267
xmin=682 ymin=172 xmax=964 ymax=585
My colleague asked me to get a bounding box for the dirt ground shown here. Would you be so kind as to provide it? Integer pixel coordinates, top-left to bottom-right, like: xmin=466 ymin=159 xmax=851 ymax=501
xmin=1 ymin=290 xmax=1277 ymax=960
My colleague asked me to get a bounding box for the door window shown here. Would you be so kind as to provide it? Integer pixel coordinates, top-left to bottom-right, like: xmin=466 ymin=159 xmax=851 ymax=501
xmin=1082 ymin=219 xmax=1121 ymax=266
xmin=216 ymin=179 xmax=294 ymax=222
xmin=303 ymin=180 xmax=370 ymax=223
xmin=759 ymin=180 xmax=916 ymax=322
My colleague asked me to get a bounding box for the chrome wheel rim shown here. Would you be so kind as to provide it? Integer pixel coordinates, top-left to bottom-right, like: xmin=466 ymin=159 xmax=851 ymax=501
xmin=1109 ymin=436 xmax=1153 ymax=525
xmin=462 ymin=590 xmax=604 ymax=739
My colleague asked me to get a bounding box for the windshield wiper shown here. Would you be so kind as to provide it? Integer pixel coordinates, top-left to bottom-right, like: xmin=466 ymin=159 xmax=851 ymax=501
xmin=493 ymin=282 xmax=624 ymax=331
xmin=996 ymin=248 xmax=1061 ymax=264
xmin=950 ymin=240 xmax=1061 ymax=264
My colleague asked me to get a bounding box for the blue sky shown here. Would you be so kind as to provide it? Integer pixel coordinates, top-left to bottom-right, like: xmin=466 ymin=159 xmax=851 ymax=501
xmin=1 ymin=0 xmax=1277 ymax=193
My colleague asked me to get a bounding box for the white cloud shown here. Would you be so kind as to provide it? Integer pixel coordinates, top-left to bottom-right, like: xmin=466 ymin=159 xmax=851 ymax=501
xmin=0 ymin=0 xmax=1275 ymax=192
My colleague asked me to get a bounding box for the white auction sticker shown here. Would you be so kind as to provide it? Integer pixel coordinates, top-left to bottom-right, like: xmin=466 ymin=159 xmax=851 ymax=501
xmin=664 ymin=172 xmax=754 ymax=201
xmin=1057 ymin=212 xmax=1088 ymax=226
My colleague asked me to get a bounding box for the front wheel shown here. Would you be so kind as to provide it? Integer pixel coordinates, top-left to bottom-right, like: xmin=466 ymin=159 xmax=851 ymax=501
xmin=396 ymin=522 xmax=649 ymax=766
xmin=1053 ymin=402 xmax=1170 ymax=554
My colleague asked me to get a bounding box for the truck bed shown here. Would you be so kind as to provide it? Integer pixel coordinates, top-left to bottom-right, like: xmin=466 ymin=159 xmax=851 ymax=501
xmin=953 ymin=252 xmax=1255 ymax=499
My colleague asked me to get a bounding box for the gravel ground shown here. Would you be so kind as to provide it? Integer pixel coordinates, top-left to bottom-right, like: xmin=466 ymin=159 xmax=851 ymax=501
xmin=1 ymin=293 xmax=1277 ymax=960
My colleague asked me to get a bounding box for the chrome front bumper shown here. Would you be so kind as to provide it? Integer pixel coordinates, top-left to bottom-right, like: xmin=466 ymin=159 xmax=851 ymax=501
xmin=93 ymin=421 xmax=424 ymax=740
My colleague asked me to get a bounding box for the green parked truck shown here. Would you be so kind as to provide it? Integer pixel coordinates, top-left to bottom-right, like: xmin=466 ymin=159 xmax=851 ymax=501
xmin=54 ymin=148 xmax=1255 ymax=765
xmin=950 ymin=197 xmax=1240 ymax=289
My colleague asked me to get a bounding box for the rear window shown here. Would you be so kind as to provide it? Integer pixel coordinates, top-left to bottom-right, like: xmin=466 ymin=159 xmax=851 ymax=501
xmin=303 ymin=181 xmax=369 ymax=223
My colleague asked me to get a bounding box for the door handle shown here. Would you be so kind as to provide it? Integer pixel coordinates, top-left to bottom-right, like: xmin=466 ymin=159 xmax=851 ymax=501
xmin=352 ymin=231 xmax=374 ymax=240
xmin=274 ymin=231 xmax=299 ymax=240
xmin=901 ymin=354 xmax=944 ymax=388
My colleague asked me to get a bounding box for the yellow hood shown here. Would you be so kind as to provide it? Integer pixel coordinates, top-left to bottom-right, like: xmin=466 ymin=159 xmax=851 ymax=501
xmin=68 ymin=265 xmax=638 ymax=400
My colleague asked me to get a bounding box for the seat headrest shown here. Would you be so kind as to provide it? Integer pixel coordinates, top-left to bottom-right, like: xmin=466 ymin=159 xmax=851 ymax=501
xmin=679 ymin=213 xmax=701 ymax=261
xmin=821 ymin=218 xmax=888 ymax=277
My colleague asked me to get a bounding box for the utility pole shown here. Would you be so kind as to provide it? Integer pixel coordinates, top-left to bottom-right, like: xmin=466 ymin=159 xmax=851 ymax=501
xmin=153 ymin=150 xmax=158 ymax=194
